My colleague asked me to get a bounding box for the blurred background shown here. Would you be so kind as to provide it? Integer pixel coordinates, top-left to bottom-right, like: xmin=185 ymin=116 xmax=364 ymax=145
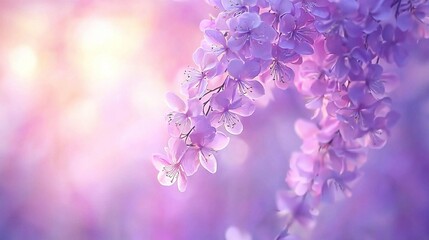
xmin=0 ymin=0 xmax=428 ymax=239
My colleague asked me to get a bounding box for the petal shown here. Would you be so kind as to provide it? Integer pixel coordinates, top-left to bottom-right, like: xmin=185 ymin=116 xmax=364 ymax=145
xmin=237 ymin=12 xmax=262 ymax=31
xmin=157 ymin=170 xmax=175 ymax=186
xmin=165 ymin=92 xmax=186 ymax=112
xmin=229 ymin=96 xmax=255 ymax=117
xmin=278 ymin=36 xmax=296 ymax=49
xmin=295 ymin=182 xmax=310 ymax=196
xmin=279 ymin=14 xmax=295 ymax=33
xmin=192 ymin=48 xmax=205 ymax=66
xmin=347 ymin=83 xmax=366 ymax=106
xmin=187 ymin=99 xmax=203 ymax=117
xmin=206 ymin=132 xmax=230 ymax=150
xmin=397 ymin=12 xmax=413 ymax=31
xmin=180 ymin=148 xmax=200 ymax=176
xmin=250 ymin=40 xmax=273 ymax=60
xmin=227 ymin=36 xmax=248 ymax=52
xmin=301 ymin=139 xmax=319 ymax=154
xmin=277 ymin=0 xmax=293 ymax=15
xmin=221 ymin=0 xmax=241 ymax=11
xmin=339 ymin=122 xmax=356 ymax=141
xmin=243 ymin=80 xmax=265 ymax=99
xmin=294 ymin=42 xmax=314 ymax=55
xmin=171 ymin=138 xmax=188 ymax=163
xmin=225 ymin=114 xmax=243 ymax=135
xmin=204 ymin=29 xmax=226 ymax=46
xmin=152 ymin=154 xmax=171 ymax=171
xmin=369 ymin=80 xmax=385 ymax=96
xmin=274 ymin=62 xmax=294 ymax=90
xmin=368 ymin=129 xmax=388 ymax=149
xmin=208 ymin=111 xmax=224 ymax=128
xmin=251 ymin=22 xmax=277 ymax=42
xmin=177 ymin=169 xmax=188 ymax=192
xmin=242 ymin=59 xmax=261 ymax=79
xmin=227 ymin=59 xmax=244 ymax=79
xmin=202 ymin=53 xmax=218 ymax=72
xmin=199 ymin=149 xmax=218 ymax=173
xmin=168 ymin=123 xmax=181 ymax=137
xmin=344 ymin=20 xmax=362 ymax=38
xmin=294 ymin=119 xmax=318 ymax=139
xmin=210 ymin=91 xmax=229 ymax=112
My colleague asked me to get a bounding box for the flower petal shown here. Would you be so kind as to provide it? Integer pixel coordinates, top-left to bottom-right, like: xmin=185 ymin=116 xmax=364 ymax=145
xmin=152 ymin=154 xmax=171 ymax=171
xmin=294 ymin=119 xmax=318 ymax=139
xmin=229 ymin=96 xmax=255 ymax=117
xmin=206 ymin=132 xmax=230 ymax=150
xmin=205 ymin=29 xmax=226 ymax=46
xmin=227 ymin=59 xmax=244 ymax=79
xmin=225 ymin=114 xmax=243 ymax=135
xmin=165 ymin=92 xmax=186 ymax=112
xmin=208 ymin=111 xmax=224 ymax=128
xmin=199 ymin=149 xmax=218 ymax=173
xmin=177 ymin=169 xmax=188 ymax=192
xmin=180 ymin=148 xmax=200 ymax=176
xmin=250 ymin=40 xmax=273 ymax=60
xmin=228 ymin=36 xmax=248 ymax=52
xmin=157 ymin=170 xmax=175 ymax=186
xmin=244 ymin=80 xmax=265 ymax=99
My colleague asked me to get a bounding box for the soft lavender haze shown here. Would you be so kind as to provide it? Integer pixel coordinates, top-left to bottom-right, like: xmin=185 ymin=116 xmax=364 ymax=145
xmin=0 ymin=0 xmax=428 ymax=239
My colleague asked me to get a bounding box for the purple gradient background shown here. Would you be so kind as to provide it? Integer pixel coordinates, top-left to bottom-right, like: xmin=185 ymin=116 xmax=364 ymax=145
xmin=0 ymin=0 xmax=428 ymax=239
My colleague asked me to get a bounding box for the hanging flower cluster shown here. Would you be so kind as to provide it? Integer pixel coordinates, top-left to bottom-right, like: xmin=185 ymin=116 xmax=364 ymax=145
xmin=153 ymin=0 xmax=428 ymax=237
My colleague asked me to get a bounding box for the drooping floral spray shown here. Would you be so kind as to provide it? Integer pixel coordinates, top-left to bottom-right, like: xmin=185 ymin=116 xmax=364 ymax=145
xmin=153 ymin=0 xmax=428 ymax=238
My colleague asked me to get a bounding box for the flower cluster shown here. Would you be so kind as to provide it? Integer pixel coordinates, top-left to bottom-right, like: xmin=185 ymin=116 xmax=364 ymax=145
xmin=153 ymin=0 xmax=428 ymax=237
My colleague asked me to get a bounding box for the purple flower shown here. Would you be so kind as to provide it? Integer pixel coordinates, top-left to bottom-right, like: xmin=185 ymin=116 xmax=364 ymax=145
xmin=360 ymin=113 xmax=398 ymax=149
xmin=276 ymin=190 xmax=316 ymax=226
xmin=208 ymin=89 xmax=256 ymax=135
xmin=186 ymin=117 xmax=230 ymax=173
xmin=363 ymin=64 xmax=385 ymax=97
xmin=320 ymin=169 xmax=358 ymax=202
xmin=286 ymin=152 xmax=317 ymax=196
xmin=325 ymin=35 xmax=370 ymax=79
xmin=278 ymin=13 xmax=317 ymax=55
xmin=201 ymin=29 xmax=237 ymax=63
xmin=269 ymin=58 xmax=295 ymax=90
xmin=227 ymin=12 xmax=277 ymax=59
xmin=336 ymin=86 xmax=376 ymax=136
xmin=227 ymin=59 xmax=265 ymax=98
xmin=268 ymin=0 xmax=293 ymax=16
xmin=300 ymin=0 xmax=330 ymax=19
xmin=182 ymin=48 xmax=221 ymax=98
xmin=152 ymin=138 xmax=191 ymax=192
xmin=221 ymin=0 xmax=257 ymax=13
xmin=380 ymin=24 xmax=409 ymax=66
xmin=396 ymin=0 xmax=429 ymax=35
xmin=165 ymin=92 xmax=202 ymax=137
xmin=294 ymin=118 xmax=339 ymax=154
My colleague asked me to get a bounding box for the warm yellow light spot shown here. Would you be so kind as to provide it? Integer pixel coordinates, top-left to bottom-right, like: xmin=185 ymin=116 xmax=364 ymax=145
xmin=71 ymin=17 xmax=144 ymax=93
xmin=9 ymin=45 xmax=38 ymax=79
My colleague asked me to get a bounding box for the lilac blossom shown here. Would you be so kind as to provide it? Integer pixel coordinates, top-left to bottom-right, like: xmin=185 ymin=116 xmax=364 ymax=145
xmin=268 ymin=0 xmax=293 ymax=17
xmin=278 ymin=12 xmax=317 ymax=55
xmin=165 ymin=92 xmax=202 ymax=137
xmin=227 ymin=59 xmax=265 ymax=98
xmin=221 ymin=0 xmax=258 ymax=13
xmin=186 ymin=117 xmax=230 ymax=173
xmin=227 ymin=12 xmax=277 ymax=59
xmin=182 ymin=48 xmax=220 ymax=98
xmin=152 ymin=138 xmax=192 ymax=192
xmin=209 ymin=88 xmax=255 ymax=134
